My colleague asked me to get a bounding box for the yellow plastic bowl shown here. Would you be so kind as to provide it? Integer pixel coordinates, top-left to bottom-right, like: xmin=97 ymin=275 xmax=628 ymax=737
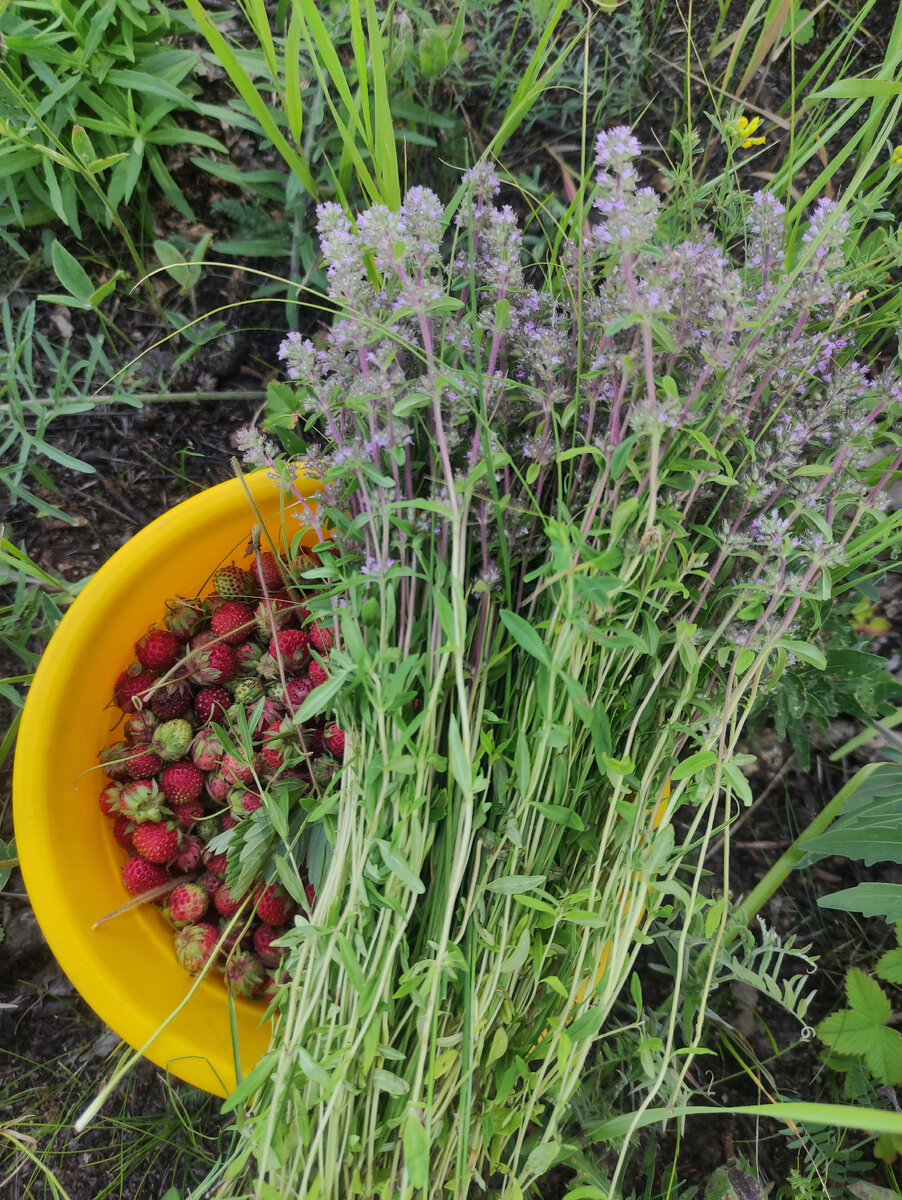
xmin=13 ymin=471 xmax=320 ymax=1097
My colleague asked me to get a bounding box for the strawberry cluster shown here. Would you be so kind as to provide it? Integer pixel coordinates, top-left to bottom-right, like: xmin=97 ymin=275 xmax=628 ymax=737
xmin=96 ymin=547 xmax=341 ymax=998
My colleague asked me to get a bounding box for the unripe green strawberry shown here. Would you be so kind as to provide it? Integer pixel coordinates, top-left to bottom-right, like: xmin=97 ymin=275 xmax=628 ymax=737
xmin=212 ymin=563 xmax=256 ymax=601
xmin=132 ymin=820 xmax=181 ymax=864
xmin=174 ymin=922 xmax=220 ymax=974
xmin=165 ymin=881 xmax=210 ymax=926
xmin=233 ymin=678 xmax=264 ymax=706
xmin=196 ymin=816 xmax=221 ymax=843
xmin=152 ymin=718 xmax=194 ymax=762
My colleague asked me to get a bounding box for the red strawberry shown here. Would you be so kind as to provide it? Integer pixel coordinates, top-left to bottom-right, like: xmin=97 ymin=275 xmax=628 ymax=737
xmin=268 ymin=629 xmax=309 ymax=674
xmin=212 ymin=563 xmax=255 ymax=601
xmin=308 ymin=660 xmax=329 ymax=687
xmin=252 ymin=551 xmax=287 ymax=592
xmin=171 ymin=799 xmax=205 ymax=830
xmin=324 ymin=724 xmax=345 ymax=761
xmin=254 ymin=882 xmax=296 ymax=927
xmin=173 ymin=835 xmax=205 ymax=873
xmin=308 ymin=624 xmax=334 ymax=655
xmin=132 ymin=821 xmax=181 ymax=864
xmin=99 ymin=741 xmax=131 ymax=781
xmin=187 ymin=634 xmax=236 ymax=685
xmin=164 ymin=598 xmax=208 ymax=642
xmin=99 ymin=783 xmax=122 ymax=817
xmin=304 ymin=881 xmax=316 ymax=912
xmin=124 ymin=709 xmax=158 ymax=742
xmin=253 ymin=922 xmax=286 ymax=968
xmin=205 ymin=771 xmax=231 ymax=802
xmin=135 ymin=628 xmax=181 ymax=672
xmin=149 ymin=679 xmax=194 ymax=720
xmin=284 ymin=676 xmax=314 ymax=711
xmin=308 ymin=727 xmax=325 ymax=756
xmin=113 ymin=664 xmax=155 ymax=712
xmin=166 ymin=881 xmax=210 ymax=926
xmin=234 ymin=639 xmax=264 ymax=675
xmin=124 ymin=743 xmax=164 ymax=779
xmin=191 ymin=726 xmax=224 ymax=772
xmin=229 ymin=790 xmax=263 ymax=820
xmin=204 ymin=853 xmax=229 ymax=880
xmin=174 ymin=922 xmax=220 ymax=974
xmin=118 ymin=779 xmax=168 ymax=823
xmin=214 ymin=884 xmax=247 ymax=918
xmin=225 ymin=950 xmax=265 ymax=997
xmin=112 ymin=814 xmax=135 ymax=851
xmin=161 ymin=761 xmax=204 ymax=805
xmin=121 ymin=856 xmax=170 ymax=896
xmin=261 ymin=719 xmax=293 ymax=773
xmin=211 ymin=600 xmax=256 ymax=646
xmin=194 ymin=686 xmax=231 ymax=724
xmin=221 ymin=752 xmax=255 ymax=786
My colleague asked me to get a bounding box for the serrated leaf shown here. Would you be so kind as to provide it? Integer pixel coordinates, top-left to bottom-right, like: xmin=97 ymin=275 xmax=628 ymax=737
xmin=865 ymin=1025 xmax=902 ymax=1085
xmin=878 ymin=947 xmax=902 ymax=985
xmin=847 ymin=968 xmax=891 ymax=1024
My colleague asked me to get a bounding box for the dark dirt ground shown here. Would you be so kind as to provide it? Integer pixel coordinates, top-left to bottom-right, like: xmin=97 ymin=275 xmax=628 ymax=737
xmin=3 ymin=4 xmax=902 ymax=1197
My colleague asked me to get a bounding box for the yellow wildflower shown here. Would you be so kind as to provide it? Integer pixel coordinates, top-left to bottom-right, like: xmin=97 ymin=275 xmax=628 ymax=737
xmin=891 ymin=146 xmax=902 ymax=166
xmin=725 ymin=113 xmax=766 ymax=149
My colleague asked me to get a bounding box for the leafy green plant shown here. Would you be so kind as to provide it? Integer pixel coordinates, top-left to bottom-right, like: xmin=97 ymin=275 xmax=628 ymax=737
xmin=0 ymin=0 xmax=226 ymax=241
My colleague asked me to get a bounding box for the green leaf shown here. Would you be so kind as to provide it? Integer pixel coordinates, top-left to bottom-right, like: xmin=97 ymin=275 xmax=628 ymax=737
xmin=220 ymin=1051 xmax=277 ymax=1113
xmin=809 ymin=79 xmax=902 ymax=101
xmin=377 ymin=841 xmax=424 ymax=895
xmin=524 ymin=1141 xmax=561 ymax=1179
xmin=403 ymin=1109 xmax=428 ymax=1188
xmin=71 ymin=125 xmax=96 ymax=162
xmin=446 ymin=717 xmax=472 ymax=796
xmin=50 ymin=240 xmax=94 ymax=305
xmin=373 ymin=1068 xmax=408 ymax=1095
xmin=486 ymin=875 xmax=546 ymax=896
xmin=670 ymin=750 xmax=717 ymax=781
xmin=498 ymin=608 xmax=551 ymax=667
xmin=877 ymin=946 xmax=902 ymax=985
xmin=775 ymin=638 xmax=827 ymax=670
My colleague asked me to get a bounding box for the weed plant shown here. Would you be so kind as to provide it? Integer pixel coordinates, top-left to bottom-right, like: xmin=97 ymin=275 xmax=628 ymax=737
xmin=166 ymin=119 xmax=902 ymax=1197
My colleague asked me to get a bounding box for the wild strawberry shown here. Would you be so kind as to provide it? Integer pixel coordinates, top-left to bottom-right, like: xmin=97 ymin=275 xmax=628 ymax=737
xmin=252 ymin=550 xmax=287 ymax=592
xmin=113 ymin=663 xmax=155 ymax=712
xmin=194 ymin=686 xmax=231 ymax=724
xmin=214 ymin=884 xmax=247 ymax=918
xmin=308 ymin=660 xmax=329 ymax=687
xmin=204 ymin=852 xmax=229 ymax=879
xmin=308 ymin=726 xmax=325 ymax=756
xmin=205 ymin=771 xmax=231 ymax=803
xmin=253 ymin=922 xmax=286 ymax=968
xmin=99 ymin=782 xmax=122 ymax=817
xmin=187 ymin=634 xmax=236 ymax=685
xmin=124 ymin=743 xmax=164 ymax=779
xmin=191 ymin=726 xmax=224 ymax=772
xmin=135 ymin=628 xmax=181 ymax=672
xmin=268 ymin=629 xmax=309 ymax=674
xmin=118 ymin=779 xmax=168 ymax=823
xmin=211 ymin=600 xmax=256 ymax=646
xmin=261 ymin=719 xmax=293 ymax=773
xmin=173 ymin=835 xmax=205 ymax=873
xmin=124 ymin=709 xmax=158 ymax=742
xmin=308 ymin=624 xmax=334 ymax=655
xmin=304 ymin=881 xmax=316 ymax=912
xmin=288 ymin=546 xmax=321 ymax=580
xmin=254 ymin=593 xmax=296 ymax=637
xmin=212 ymin=563 xmax=255 ymax=601
xmin=196 ymin=817 xmax=220 ymax=844
xmin=324 ymin=724 xmax=346 ymax=761
xmin=221 ymin=752 xmax=255 ymax=786
xmin=160 ymin=761 xmax=204 ymax=805
xmin=165 ymin=881 xmax=210 ymax=926
xmin=199 ymin=868 xmax=222 ymax=895
xmin=99 ymin=741 xmax=132 ymax=781
xmin=149 ymin=679 xmax=193 ymax=720
xmin=174 ymin=922 xmax=220 ymax=974
xmin=221 ymin=811 xmax=238 ymax=831
xmin=112 ymin=814 xmax=135 ymax=851
xmin=234 ymin=640 xmax=264 ymax=676
xmin=225 ymin=950 xmax=265 ymax=997
xmin=164 ymin=597 xmax=208 ymax=642
xmin=121 ymin=856 xmax=170 ymax=896
xmin=151 ymin=718 xmax=194 ymax=762
xmin=133 ymin=821 xmax=181 ymax=864
xmin=254 ymin=882 xmax=296 ymax=927
xmin=171 ymin=799 xmax=205 ymax=830
xmin=233 ymin=678 xmax=264 ymax=707
xmin=250 ymin=697 xmax=285 ymax=736
xmin=284 ymin=676 xmax=314 ymax=711
xmin=229 ymin=790 xmax=263 ymax=820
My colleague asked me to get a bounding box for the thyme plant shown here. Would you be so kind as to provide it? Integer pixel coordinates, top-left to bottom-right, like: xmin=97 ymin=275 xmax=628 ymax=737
xmin=223 ymin=128 xmax=902 ymax=1198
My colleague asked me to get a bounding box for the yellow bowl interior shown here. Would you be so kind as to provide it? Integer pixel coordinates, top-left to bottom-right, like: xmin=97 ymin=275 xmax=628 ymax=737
xmin=13 ymin=471 xmax=320 ymax=1097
